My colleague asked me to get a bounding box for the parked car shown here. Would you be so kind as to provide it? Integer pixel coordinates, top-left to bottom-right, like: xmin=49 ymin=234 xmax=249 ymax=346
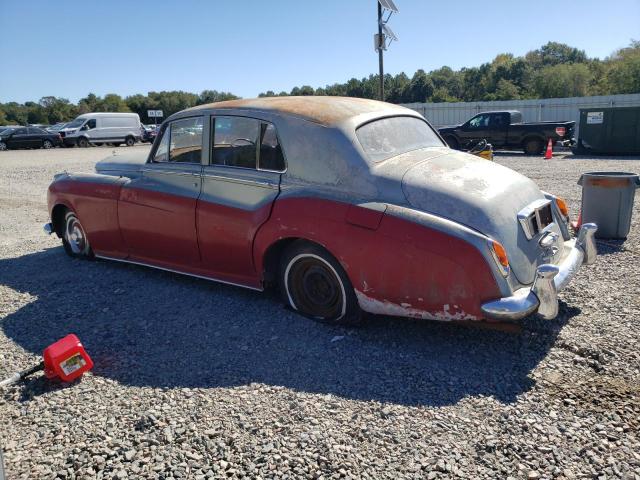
xmin=438 ymin=111 xmax=575 ymax=154
xmin=59 ymin=113 xmax=141 ymax=147
xmin=44 ymin=97 xmax=597 ymax=325
xmin=47 ymin=122 xmax=68 ymax=133
xmin=0 ymin=126 xmax=62 ymax=150
xmin=141 ymin=124 xmax=158 ymax=143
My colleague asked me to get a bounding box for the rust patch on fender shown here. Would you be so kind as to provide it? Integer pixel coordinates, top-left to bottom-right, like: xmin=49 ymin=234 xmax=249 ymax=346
xmin=355 ymin=290 xmax=478 ymax=322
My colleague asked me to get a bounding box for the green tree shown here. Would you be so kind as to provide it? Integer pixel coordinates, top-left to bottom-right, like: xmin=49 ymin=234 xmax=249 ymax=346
xmin=533 ymin=63 xmax=593 ymax=98
xmin=407 ymin=69 xmax=434 ymax=103
xmin=604 ymin=40 xmax=640 ymax=94
xmin=494 ymin=79 xmax=521 ymax=100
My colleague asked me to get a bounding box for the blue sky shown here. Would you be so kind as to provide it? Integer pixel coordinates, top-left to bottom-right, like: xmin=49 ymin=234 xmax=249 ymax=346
xmin=1 ymin=0 xmax=638 ymax=103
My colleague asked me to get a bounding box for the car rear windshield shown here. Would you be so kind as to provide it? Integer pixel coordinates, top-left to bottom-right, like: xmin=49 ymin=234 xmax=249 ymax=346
xmin=356 ymin=116 xmax=443 ymax=163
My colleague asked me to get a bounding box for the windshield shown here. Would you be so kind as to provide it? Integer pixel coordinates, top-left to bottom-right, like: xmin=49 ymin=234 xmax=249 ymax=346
xmin=356 ymin=116 xmax=444 ymax=163
xmin=65 ymin=118 xmax=85 ymax=128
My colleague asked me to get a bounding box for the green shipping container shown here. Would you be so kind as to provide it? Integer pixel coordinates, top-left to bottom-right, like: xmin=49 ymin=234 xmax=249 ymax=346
xmin=574 ymin=106 xmax=640 ymax=155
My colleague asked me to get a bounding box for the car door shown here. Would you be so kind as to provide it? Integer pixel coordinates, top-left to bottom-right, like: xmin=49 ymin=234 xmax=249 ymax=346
xmin=8 ymin=128 xmax=29 ymax=148
xmin=487 ymin=113 xmax=508 ymax=147
xmin=197 ymin=115 xmax=284 ymax=284
xmin=457 ymin=113 xmax=491 ymax=148
xmin=118 ymin=116 xmax=204 ymax=268
xmin=82 ymin=118 xmax=98 ymax=141
xmin=26 ymin=128 xmax=43 ymax=147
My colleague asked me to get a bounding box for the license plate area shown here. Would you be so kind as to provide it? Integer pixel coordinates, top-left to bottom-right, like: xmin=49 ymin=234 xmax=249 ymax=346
xmin=518 ymin=199 xmax=554 ymax=240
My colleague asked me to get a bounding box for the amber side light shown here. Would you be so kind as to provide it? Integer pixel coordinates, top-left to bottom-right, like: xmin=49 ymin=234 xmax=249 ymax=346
xmin=555 ymin=197 xmax=570 ymax=218
xmin=490 ymin=240 xmax=509 ymax=269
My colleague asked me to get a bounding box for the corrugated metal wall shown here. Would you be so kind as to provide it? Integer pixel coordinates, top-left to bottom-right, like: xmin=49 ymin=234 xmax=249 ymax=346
xmin=402 ymin=93 xmax=640 ymax=135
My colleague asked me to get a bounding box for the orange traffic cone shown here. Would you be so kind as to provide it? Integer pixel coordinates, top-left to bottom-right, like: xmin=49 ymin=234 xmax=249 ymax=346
xmin=544 ymin=138 xmax=553 ymax=159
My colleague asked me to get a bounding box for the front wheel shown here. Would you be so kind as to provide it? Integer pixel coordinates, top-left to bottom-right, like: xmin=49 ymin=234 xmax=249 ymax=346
xmin=279 ymin=242 xmax=361 ymax=325
xmin=77 ymin=137 xmax=89 ymax=148
xmin=42 ymin=139 xmax=53 ymax=149
xmin=62 ymin=210 xmax=93 ymax=259
xmin=125 ymin=136 xmax=135 ymax=147
xmin=0 ymin=141 xmax=7 ymax=151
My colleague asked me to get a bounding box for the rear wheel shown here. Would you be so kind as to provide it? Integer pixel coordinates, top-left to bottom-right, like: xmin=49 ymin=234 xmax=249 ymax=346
xmin=523 ymin=138 xmax=543 ymax=155
xmin=125 ymin=136 xmax=135 ymax=147
xmin=62 ymin=210 xmax=93 ymax=259
xmin=0 ymin=141 xmax=7 ymax=151
xmin=42 ymin=139 xmax=53 ymax=149
xmin=77 ymin=137 xmax=89 ymax=148
xmin=279 ymin=241 xmax=361 ymax=325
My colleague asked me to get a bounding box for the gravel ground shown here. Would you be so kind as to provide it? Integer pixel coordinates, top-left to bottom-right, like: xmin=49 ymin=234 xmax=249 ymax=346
xmin=1 ymin=146 xmax=639 ymax=479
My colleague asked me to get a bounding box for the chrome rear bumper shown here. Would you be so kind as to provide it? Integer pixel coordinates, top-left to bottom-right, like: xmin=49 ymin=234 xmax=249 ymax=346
xmin=481 ymin=223 xmax=597 ymax=321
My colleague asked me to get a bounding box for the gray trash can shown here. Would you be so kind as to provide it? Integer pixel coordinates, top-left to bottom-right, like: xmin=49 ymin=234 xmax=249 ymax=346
xmin=578 ymin=171 xmax=640 ymax=239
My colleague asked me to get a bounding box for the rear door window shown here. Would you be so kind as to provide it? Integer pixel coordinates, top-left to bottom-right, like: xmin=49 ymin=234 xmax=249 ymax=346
xmin=258 ymin=123 xmax=285 ymax=171
xmin=212 ymin=116 xmax=260 ymax=169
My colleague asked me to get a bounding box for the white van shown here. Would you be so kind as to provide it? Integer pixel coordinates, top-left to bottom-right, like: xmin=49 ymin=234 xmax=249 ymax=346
xmin=60 ymin=113 xmax=142 ymax=147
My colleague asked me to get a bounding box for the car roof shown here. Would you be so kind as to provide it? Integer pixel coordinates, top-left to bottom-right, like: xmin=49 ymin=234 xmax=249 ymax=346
xmin=185 ymin=96 xmax=412 ymax=127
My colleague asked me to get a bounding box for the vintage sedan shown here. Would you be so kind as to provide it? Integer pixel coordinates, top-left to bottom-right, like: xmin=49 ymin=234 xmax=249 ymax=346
xmin=44 ymin=97 xmax=597 ymax=325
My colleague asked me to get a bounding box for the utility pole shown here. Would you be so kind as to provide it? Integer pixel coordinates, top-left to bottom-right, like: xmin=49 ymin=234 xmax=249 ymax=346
xmin=377 ymin=1 xmax=384 ymax=101
xmin=374 ymin=0 xmax=398 ymax=102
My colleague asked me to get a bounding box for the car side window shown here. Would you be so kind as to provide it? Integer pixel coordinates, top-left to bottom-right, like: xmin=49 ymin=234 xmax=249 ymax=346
xmin=468 ymin=114 xmax=490 ymax=129
xmin=490 ymin=114 xmax=505 ymax=128
xmin=212 ymin=116 xmax=260 ymax=169
xmin=153 ymin=126 xmax=170 ymax=162
xmin=14 ymin=128 xmax=27 ymax=135
xmin=258 ymin=123 xmax=285 ymax=171
xmin=169 ymin=117 xmax=203 ymax=163
xmin=30 ymin=128 xmax=47 ymax=134
xmin=87 ymin=119 xmax=97 ymax=129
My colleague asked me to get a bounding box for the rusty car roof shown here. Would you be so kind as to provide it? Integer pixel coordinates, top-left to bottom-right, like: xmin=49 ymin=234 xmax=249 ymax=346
xmin=185 ymin=96 xmax=413 ymax=126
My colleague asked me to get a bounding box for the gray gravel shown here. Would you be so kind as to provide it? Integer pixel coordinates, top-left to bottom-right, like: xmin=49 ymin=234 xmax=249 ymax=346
xmin=1 ymin=146 xmax=639 ymax=479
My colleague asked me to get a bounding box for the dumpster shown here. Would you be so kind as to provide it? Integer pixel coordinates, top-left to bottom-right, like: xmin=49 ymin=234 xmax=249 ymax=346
xmin=578 ymin=171 xmax=640 ymax=239
xmin=573 ymin=106 xmax=640 ymax=155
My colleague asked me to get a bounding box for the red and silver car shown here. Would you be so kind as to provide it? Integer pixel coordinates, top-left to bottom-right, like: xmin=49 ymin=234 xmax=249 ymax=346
xmin=44 ymin=97 xmax=597 ymax=325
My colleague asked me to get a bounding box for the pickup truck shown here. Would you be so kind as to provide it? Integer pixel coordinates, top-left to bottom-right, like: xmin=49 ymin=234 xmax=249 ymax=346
xmin=438 ymin=110 xmax=575 ymax=155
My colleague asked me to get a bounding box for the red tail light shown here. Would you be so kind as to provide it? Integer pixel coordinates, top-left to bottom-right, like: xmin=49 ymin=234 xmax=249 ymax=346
xmin=555 ymin=127 xmax=566 ymax=137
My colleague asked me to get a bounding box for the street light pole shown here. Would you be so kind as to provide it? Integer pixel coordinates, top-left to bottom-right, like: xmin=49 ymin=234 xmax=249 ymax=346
xmin=377 ymin=1 xmax=384 ymax=101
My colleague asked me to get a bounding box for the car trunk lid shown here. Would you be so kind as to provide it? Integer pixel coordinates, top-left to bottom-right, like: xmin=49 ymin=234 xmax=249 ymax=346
xmin=377 ymin=148 xmax=564 ymax=285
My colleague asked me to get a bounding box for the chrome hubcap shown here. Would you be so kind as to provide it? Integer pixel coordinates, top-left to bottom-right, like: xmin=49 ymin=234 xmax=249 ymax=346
xmin=44 ymin=141 xmax=52 ymax=148
xmin=0 ymin=142 xmax=6 ymax=151
xmin=65 ymin=216 xmax=87 ymax=254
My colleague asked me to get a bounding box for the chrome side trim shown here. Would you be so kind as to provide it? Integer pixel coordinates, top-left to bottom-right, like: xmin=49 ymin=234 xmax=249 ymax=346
xmin=142 ymin=168 xmax=201 ymax=177
xmin=201 ymin=173 xmax=279 ymax=189
xmin=94 ymin=255 xmax=263 ymax=292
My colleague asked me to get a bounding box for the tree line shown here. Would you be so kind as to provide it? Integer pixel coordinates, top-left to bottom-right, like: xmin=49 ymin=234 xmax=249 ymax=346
xmin=0 ymin=90 xmax=239 ymax=126
xmin=258 ymin=41 xmax=639 ymax=103
xmin=1 ymin=41 xmax=638 ymax=126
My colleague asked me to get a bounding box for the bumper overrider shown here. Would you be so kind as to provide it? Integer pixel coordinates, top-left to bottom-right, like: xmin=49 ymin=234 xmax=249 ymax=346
xmin=481 ymin=223 xmax=597 ymax=321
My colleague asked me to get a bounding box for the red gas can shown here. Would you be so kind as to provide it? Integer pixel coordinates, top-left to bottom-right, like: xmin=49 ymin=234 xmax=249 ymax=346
xmin=42 ymin=334 xmax=94 ymax=382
